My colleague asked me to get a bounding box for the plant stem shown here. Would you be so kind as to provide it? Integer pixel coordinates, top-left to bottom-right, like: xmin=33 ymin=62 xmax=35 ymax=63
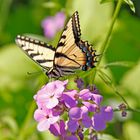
xmin=92 ymin=0 xmax=123 ymax=82
xmin=17 ymin=101 xmax=36 ymax=140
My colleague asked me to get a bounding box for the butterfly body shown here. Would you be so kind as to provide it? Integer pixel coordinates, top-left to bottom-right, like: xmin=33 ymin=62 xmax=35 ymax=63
xmin=15 ymin=11 xmax=97 ymax=78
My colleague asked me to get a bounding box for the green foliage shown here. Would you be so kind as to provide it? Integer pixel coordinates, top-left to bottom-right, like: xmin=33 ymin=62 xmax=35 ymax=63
xmin=0 ymin=0 xmax=140 ymax=140
xmin=100 ymin=0 xmax=135 ymax=13
xmin=123 ymin=0 xmax=135 ymax=12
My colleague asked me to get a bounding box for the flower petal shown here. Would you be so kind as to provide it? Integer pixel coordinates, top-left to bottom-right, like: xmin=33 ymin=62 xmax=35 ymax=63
xmin=92 ymin=94 xmax=103 ymax=105
xmin=49 ymin=120 xmax=66 ymax=136
xmin=55 ymin=12 xmax=66 ymax=30
xmin=74 ymin=78 xmax=84 ymax=90
xmin=83 ymin=101 xmax=98 ymax=112
xmin=59 ymin=120 xmax=66 ymax=136
xmin=41 ymin=17 xmax=56 ymax=38
xmin=62 ymin=90 xmax=77 ymax=108
xmin=69 ymin=107 xmax=82 ymax=120
xmin=37 ymin=119 xmax=50 ymax=131
xmin=49 ymin=123 xmax=60 ymax=136
xmin=67 ymin=120 xmax=79 ymax=132
xmin=45 ymin=82 xmax=57 ymax=96
xmin=92 ymin=113 xmax=106 ymax=131
xmin=79 ymin=89 xmax=92 ymax=100
xmin=82 ymin=115 xmax=92 ymax=128
xmin=52 ymin=80 xmax=68 ymax=98
xmin=48 ymin=115 xmax=59 ymax=124
xmin=81 ymin=106 xmax=92 ymax=128
xmin=101 ymin=106 xmax=113 ymax=122
xmin=34 ymin=109 xmax=46 ymax=122
xmin=46 ymin=97 xmax=59 ymax=109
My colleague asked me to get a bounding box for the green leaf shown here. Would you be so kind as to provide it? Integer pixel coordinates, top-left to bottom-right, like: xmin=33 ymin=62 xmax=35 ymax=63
xmin=124 ymin=0 xmax=135 ymax=13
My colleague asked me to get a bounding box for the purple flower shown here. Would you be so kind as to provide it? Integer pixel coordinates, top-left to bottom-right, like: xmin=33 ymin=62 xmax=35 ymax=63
xmin=34 ymin=109 xmax=59 ymax=131
xmin=49 ymin=120 xmax=66 ymax=137
xmin=54 ymin=12 xmax=66 ymax=30
xmin=87 ymin=85 xmax=100 ymax=94
xmin=50 ymin=120 xmax=81 ymax=140
xmin=82 ymin=101 xmax=98 ymax=112
xmin=74 ymin=78 xmax=84 ymax=90
xmin=52 ymin=102 xmax=65 ymax=116
xmin=34 ymin=80 xmax=68 ymax=109
xmin=41 ymin=12 xmax=66 ymax=39
xmin=79 ymin=89 xmax=92 ymax=100
xmin=62 ymin=90 xmax=78 ymax=108
xmin=91 ymin=94 xmax=103 ymax=105
xmin=92 ymin=106 xmax=113 ymax=131
xmin=79 ymin=89 xmax=103 ymax=105
xmin=68 ymin=106 xmax=92 ymax=132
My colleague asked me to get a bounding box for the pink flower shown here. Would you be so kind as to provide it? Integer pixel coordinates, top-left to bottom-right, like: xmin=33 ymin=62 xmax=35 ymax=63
xmin=34 ymin=109 xmax=59 ymax=131
xmin=41 ymin=12 xmax=66 ymax=39
xmin=34 ymin=80 xmax=68 ymax=109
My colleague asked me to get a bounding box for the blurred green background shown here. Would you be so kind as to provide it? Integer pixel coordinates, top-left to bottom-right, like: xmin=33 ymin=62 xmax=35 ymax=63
xmin=0 ymin=0 xmax=140 ymax=140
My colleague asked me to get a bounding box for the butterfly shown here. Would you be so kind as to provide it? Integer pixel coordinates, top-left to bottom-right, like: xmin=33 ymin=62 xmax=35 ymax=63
xmin=15 ymin=11 xmax=97 ymax=78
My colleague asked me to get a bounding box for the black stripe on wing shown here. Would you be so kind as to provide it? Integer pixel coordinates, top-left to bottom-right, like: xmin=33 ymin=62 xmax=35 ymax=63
xmin=55 ymin=52 xmax=81 ymax=66
xmin=72 ymin=11 xmax=81 ymax=42
xmin=56 ymin=11 xmax=81 ymax=49
xmin=15 ymin=35 xmax=56 ymax=69
xmin=16 ymin=35 xmax=55 ymax=51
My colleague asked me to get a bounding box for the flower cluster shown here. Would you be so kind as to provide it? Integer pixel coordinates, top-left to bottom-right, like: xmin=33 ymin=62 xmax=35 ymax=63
xmin=34 ymin=79 xmax=113 ymax=140
xmin=41 ymin=12 xmax=66 ymax=39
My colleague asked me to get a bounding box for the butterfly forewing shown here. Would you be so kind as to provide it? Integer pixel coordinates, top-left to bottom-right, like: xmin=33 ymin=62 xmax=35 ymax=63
xmin=15 ymin=35 xmax=55 ymax=69
xmin=55 ymin=11 xmax=86 ymax=70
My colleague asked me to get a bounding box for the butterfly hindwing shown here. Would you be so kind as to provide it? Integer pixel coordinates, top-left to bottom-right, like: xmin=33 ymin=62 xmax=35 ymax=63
xmin=15 ymin=35 xmax=55 ymax=69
